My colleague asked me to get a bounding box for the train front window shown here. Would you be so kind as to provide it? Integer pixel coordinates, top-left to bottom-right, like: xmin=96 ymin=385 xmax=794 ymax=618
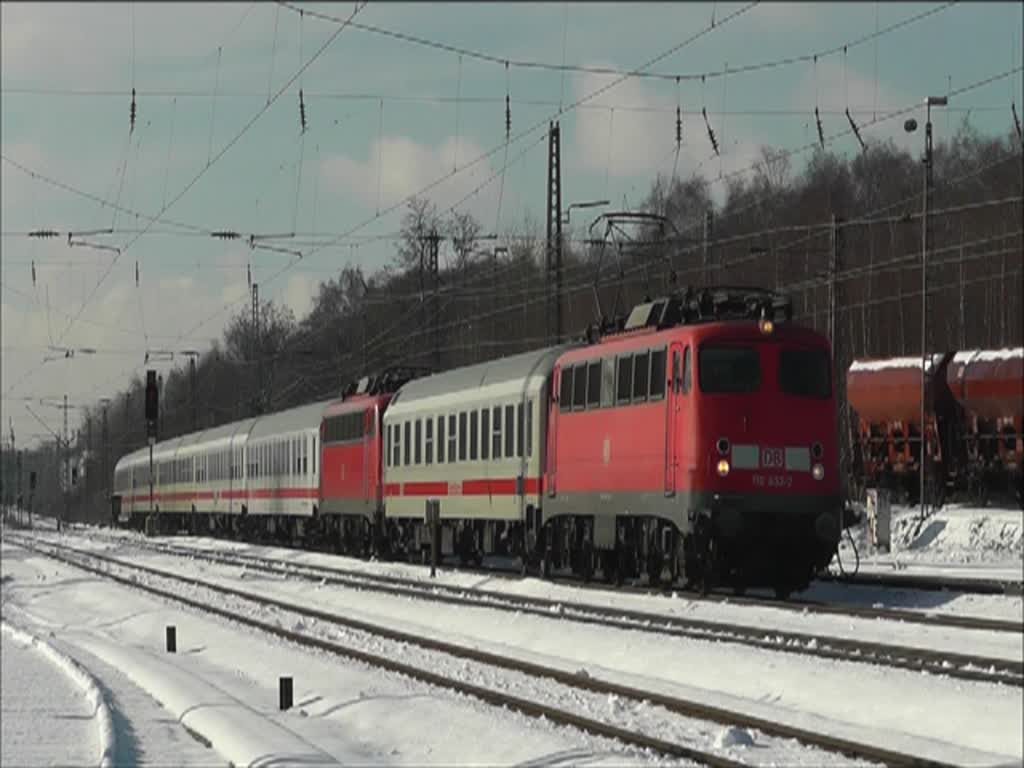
xmin=780 ymin=349 xmax=832 ymax=399
xmin=698 ymin=346 xmax=761 ymax=393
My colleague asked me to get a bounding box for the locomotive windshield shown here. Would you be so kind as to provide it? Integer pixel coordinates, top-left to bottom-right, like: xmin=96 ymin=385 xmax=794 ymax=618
xmin=698 ymin=346 xmax=761 ymax=393
xmin=780 ymin=348 xmax=832 ymax=399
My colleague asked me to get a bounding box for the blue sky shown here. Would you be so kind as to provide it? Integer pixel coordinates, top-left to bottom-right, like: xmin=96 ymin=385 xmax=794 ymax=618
xmin=2 ymin=1 xmax=1021 ymax=447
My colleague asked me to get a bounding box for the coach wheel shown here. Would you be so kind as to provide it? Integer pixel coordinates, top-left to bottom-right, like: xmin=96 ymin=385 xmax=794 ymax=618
xmin=541 ymin=545 xmax=553 ymax=580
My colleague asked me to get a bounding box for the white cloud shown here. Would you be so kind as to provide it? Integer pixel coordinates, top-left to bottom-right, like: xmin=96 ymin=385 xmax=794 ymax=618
xmin=320 ymin=134 xmax=504 ymax=224
xmin=790 ymin=57 xmax=916 ymax=152
xmin=571 ymin=64 xmax=765 ymax=206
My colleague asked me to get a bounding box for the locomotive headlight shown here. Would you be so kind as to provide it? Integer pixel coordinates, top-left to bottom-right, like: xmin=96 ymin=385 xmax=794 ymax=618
xmin=717 ymin=459 xmax=731 ymax=477
xmin=812 ymin=463 xmax=825 ymax=481
xmin=758 ymin=318 xmax=774 ymax=335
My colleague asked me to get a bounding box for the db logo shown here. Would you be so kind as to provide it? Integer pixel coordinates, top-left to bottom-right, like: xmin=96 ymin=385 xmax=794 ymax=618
xmin=761 ymin=447 xmax=784 ymax=468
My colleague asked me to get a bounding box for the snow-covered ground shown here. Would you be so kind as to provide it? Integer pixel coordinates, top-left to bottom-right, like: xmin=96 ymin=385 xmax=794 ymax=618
xmin=0 ymin=541 xmax=712 ymax=767
xmin=2 ymin=624 xmax=103 ymax=768
xmin=8 ymin=530 xmax=1023 ymax=766
xmin=836 ymin=502 xmax=1023 ymax=579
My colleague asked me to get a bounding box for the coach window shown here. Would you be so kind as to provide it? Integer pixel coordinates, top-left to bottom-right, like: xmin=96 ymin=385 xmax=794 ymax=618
xmin=470 ymin=410 xmax=479 ymax=460
xmin=586 ymin=361 xmax=602 ymax=409
xmin=403 ymin=421 xmax=412 ymax=466
xmin=505 ymin=404 xmax=515 ymax=458
xmin=559 ymin=367 xmax=573 ymax=412
xmin=437 ymin=415 xmax=446 ymax=463
xmin=459 ymin=412 xmax=468 ymax=461
xmin=516 ymin=403 xmax=524 ymax=457
xmin=414 ymin=419 xmax=422 ymax=465
xmin=526 ymin=400 xmax=533 ymax=457
xmin=425 ymin=418 xmax=434 ymax=465
xmin=617 ymin=354 xmax=633 ymax=405
xmin=448 ymin=414 xmax=457 ymax=463
xmin=649 ymin=347 xmax=667 ymax=400
xmin=572 ymin=363 xmax=587 ymax=411
xmin=481 ymin=408 xmax=490 ymax=460
xmin=492 ymin=406 xmax=502 ymax=459
xmin=312 ymin=436 xmax=317 ymax=475
xmin=393 ymin=424 xmax=402 ymax=467
xmin=385 ymin=424 xmax=391 ymax=467
xmin=633 ymin=350 xmax=650 ymax=402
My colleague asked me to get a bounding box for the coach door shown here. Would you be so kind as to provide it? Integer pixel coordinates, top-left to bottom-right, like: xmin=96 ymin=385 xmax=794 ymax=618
xmin=665 ymin=346 xmax=682 ymax=497
xmin=546 ymin=367 xmax=563 ymax=497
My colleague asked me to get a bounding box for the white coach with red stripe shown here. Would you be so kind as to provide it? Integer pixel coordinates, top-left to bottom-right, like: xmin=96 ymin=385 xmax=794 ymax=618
xmin=382 ymin=346 xmax=574 ymax=524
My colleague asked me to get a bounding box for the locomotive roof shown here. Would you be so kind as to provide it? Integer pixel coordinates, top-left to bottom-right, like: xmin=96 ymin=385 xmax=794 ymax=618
xmin=393 ymin=344 xmax=576 ymax=405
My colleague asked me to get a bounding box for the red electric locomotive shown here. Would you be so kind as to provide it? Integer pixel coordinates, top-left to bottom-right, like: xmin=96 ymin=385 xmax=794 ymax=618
xmin=319 ymin=368 xmax=425 ymax=555
xmin=542 ymin=287 xmax=842 ymax=596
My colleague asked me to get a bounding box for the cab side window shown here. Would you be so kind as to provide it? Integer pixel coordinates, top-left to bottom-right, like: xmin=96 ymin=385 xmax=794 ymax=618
xmin=682 ymin=346 xmax=692 ymax=394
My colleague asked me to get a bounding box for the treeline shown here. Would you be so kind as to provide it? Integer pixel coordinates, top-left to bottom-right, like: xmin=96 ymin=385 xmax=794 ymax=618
xmin=6 ymin=119 xmax=1021 ymax=522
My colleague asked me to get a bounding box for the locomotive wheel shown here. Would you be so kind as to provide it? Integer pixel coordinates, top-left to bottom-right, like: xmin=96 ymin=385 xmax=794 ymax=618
xmin=648 ymin=547 xmax=663 ymax=588
xmin=541 ymin=546 xmax=553 ymax=580
xmin=581 ymin=541 xmax=594 ymax=583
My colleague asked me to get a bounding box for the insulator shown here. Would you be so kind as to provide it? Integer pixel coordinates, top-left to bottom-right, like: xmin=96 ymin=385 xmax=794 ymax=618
xmin=702 ymin=107 xmax=719 ymax=156
xmin=846 ymin=108 xmax=866 ymax=153
xmin=31 ymin=261 xmax=36 ymax=286
xmin=135 ymin=260 xmax=139 ymax=286
xmin=247 ymin=263 xmax=252 ymax=288
xmin=676 ymin=105 xmax=682 ymax=146
xmin=129 ymin=87 xmax=137 ymax=134
xmin=299 ymin=89 xmax=307 ymax=133
xmin=815 ymin=106 xmax=825 ymax=149
xmin=1013 ymin=102 xmax=1022 ymax=142
xmin=505 ymin=94 xmax=511 ymax=140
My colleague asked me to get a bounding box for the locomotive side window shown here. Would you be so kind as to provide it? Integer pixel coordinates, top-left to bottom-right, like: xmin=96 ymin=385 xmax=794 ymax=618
xmin=572 ymin=363 xmax=587 ymax=410
xmin=559 ymin=367 xmax=574 ymax=412
xmin=699 ymin=346 xmax=761 ymax=393
xmin=470 ymin=410 xmax=479 ymax=460
xmin=682 ymin=347 xmax=692 ymax=394
xmin=633 ymin=350 xmax=650 ymax=402
xmin=425 ymin=418 xmax=434 ymax=465
xmin=617 ymin=355 xmax=633 ymax=404
xmin=649 ymin=348 xmax=666 ymax=400
xmin=481 ymin=408 xmax=490 ymax=460
xmin=586 ymin=361 xmax=602 ymax=408
xmin=601 ymin=358 xmax=615 ymax=407
xmin=780 ymin=349 xmax=832 ymax=399
xmin=415 ymin=419 xmax=423 ymax=465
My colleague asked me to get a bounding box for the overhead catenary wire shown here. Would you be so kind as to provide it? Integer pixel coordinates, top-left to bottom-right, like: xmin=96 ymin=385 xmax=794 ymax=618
xmin=280 ymin=0 xmax=958 ymax=86
xmin=49 ymin=1 xmax=369 ymax=356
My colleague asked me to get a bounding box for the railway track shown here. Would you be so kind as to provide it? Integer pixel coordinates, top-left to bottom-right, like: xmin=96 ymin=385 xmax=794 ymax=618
xmin=819 ymin=570 xmax=1024 ymax=597
xmin=36 ymin=530 xmax=1024 ymax=689
xmin=7 ymin=532 xmax=964 ymax=768
xmin=59 ymin=526 xmax=1024 ymax=634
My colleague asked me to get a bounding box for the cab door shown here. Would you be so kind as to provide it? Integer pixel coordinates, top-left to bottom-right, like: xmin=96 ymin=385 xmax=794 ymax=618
xmin=665 ymin=346 xmax=682 ymax=496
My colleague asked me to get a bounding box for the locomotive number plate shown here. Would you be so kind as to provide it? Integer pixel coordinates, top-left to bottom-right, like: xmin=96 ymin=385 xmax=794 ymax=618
xmin=761 ymin=447 xmax=784 ymax=468
xmin=752 ymin=474 xmax=792 ymax=489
